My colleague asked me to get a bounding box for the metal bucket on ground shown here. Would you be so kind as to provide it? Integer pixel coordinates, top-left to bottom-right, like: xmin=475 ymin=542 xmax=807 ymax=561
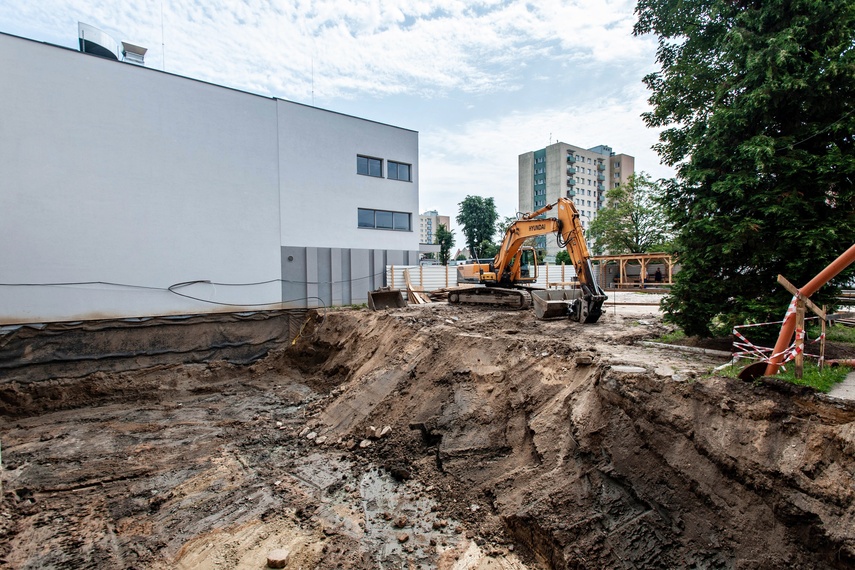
xmin=531 ymin=289 xmax=579 ymax=319
xmin=367 ymin=288 xmax=407 ymax=311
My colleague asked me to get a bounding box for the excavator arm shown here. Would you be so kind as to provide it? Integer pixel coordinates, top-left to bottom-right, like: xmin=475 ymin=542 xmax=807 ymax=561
xmin=506 ymin=198 xmax=606 ymax=322
xmin=454 ymin=197 xmax=607 ymax=322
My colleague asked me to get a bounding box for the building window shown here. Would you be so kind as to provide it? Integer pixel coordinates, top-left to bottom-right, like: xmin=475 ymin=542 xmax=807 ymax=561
xmin=388 ymin=161 xmax=412 ymax=181
xmin=357 ymin=155 xmax=383 ymax=177
xmin=358 ymin=208 xmax=411 ymax=231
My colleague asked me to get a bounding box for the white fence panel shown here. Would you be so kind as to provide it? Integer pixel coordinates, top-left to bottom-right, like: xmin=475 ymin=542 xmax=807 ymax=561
xmin=386 ymin=265 xmax=457 ymax=291
xmin=385 ymin=264 xmax=597 ymax=292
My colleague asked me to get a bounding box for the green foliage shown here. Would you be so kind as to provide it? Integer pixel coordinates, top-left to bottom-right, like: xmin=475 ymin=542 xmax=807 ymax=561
xmin=776 ymin=362 xmax=851 ymax=393
xmin=455 ymin=253 xmax=467 ymax=261
xmin=715 ymin=361 xmax=850 ymax=392
xmin=586 ymin=173 xmax=671 ymax=254
xmin=555 ymin=250 xmax=571 ymax=265
xmin=457 ymin=196 xmax=498 ymax=259
xmin=807 ymin=323 xmax=855 ymax=344
xmin=655 ymin=329 xmax=686 ymax=344
xmin=479 ymin=239 xmax=499 ymax=260
xmin=636 ymin=0 xmax=855 ymax=337
xmin=436 ymin=223 xmax=455 ymax=265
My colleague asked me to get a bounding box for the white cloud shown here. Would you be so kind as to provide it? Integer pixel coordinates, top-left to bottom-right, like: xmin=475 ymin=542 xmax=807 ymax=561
xmin=419 ymin=82 xmax=673 ymax=238
xmin=0 ymin=0 xmax=653 ymax=101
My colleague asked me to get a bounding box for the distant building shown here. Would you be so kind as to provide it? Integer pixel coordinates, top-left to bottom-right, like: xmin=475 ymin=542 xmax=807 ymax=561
xmin=453 ymin=248 xmax=472 ymax=260
xmin=419 ymin=210 xmax=451 ymax=244
xmin=519 ymin=142 xmax=634 ymax=259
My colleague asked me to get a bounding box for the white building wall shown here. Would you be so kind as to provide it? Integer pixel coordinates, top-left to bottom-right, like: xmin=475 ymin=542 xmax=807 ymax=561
xmin=0 ymin=33 xmax=418 ymax=323
xmin=277 ymin=102 xmax=419 ymax=251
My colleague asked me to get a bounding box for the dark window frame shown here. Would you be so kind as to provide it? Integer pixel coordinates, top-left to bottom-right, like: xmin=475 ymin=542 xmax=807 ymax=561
xmin=357 ymin=208 xmax=412 ymax=231
xmin=387 ymin=160 xmax=412 ymax=182
xmin=357 ymin=155 xmax=383 ymax=178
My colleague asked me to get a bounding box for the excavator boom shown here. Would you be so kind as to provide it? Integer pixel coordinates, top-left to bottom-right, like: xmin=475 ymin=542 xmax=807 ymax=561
xmin=452 ymin=197 xmax=607 ymax=322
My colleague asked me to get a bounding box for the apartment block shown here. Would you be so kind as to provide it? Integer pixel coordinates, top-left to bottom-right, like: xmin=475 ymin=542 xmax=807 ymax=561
xmin=519 ymin=142 xmax=634 ymax=259
xmin=419 ymin=210 xmax=451 ymax=245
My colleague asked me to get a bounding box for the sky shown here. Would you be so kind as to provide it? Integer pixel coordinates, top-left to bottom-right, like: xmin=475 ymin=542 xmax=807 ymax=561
xmin=0 ymin=0 xmax=674 ymax=241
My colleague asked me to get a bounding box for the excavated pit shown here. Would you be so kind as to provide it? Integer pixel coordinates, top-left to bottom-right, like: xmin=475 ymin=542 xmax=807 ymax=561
xmin=1 ymin=303 xmax=854 ymax=569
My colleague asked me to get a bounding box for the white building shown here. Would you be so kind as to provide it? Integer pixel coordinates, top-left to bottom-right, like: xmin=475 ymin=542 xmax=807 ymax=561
xmin=0 ymin=31 xmax=419 ymax=324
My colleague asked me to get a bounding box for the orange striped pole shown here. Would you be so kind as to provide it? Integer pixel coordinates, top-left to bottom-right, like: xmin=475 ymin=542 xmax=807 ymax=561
xmin=765 ymin=244 xmax=855 ymax=376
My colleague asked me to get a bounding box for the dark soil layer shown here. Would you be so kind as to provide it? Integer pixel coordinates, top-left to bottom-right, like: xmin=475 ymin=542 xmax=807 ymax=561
xmin=2 ymin=306 xmax=854 ymax=569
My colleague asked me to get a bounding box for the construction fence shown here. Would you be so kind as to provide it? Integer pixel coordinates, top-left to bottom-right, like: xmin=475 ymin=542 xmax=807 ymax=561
xmin=385 ymin=264 xmax=597 ymax=292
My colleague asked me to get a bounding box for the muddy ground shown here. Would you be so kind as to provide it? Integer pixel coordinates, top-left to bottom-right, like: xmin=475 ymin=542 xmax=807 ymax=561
xmin=1 ymin=300 xmax=855 ymax=569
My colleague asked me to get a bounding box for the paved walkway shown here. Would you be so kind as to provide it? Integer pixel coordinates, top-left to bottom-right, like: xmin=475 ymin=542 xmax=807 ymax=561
xmin=828 ymin=370 xmax=855 ymax=401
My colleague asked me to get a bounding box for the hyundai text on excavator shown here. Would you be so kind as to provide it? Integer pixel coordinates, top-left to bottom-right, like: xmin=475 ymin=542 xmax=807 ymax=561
xmin=450 ymin=197 xmax=607 ymax=323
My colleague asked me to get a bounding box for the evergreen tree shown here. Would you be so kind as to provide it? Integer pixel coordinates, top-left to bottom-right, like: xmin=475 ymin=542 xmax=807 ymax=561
xmin=436 ymin=223 xmax=455 ymax=265
xmin=635 ymin=0 xmax=855 ymax=336
xmin=456 ymin=196 xmax=498 ymax=259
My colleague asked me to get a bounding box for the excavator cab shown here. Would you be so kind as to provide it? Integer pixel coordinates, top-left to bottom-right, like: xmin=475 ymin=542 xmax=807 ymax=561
xmin=516 ymin=247 xmax=538 ymax=282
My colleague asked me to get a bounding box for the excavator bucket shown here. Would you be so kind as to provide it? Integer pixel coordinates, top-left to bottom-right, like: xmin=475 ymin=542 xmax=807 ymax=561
xmin=367 ymin=287 xmax=407 ymax=311
xmin=531 ymin=289 xmax=578 ymax=319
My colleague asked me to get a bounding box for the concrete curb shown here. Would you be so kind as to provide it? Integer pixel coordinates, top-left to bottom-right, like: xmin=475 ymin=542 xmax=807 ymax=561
xmin=639 ymin=341 xmax=732 ymax=358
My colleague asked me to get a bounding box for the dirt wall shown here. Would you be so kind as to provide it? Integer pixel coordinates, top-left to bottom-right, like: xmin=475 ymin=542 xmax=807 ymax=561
xmin=1 ymin=305 xmax=854 ymax=569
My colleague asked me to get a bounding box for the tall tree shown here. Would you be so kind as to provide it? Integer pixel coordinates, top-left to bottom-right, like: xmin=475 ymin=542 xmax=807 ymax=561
xmin=635 ymin=0 xmax=855 ymax=337
xmin=456 ymin=196 xmax=498 ymax=259
xmin=587 ymin=173 xmax=671 ymax=255
xmin=435 ymin=223 xmax=455 ymax=265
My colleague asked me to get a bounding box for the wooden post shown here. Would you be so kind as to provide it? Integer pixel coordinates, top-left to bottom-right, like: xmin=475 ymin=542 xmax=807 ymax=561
xmin=795 ymin=298 xmax=805 ymax=379
xmin=545 ymin=262 xmax=549 ymax=286
xmin=390 ymin=265 xmax=395 ymax=289
xmin=445 ymin=264 xmax=449 ymax=288
xmin=561 ymin=262 xmax=565 ymax=284
xmin=419 ymin=264 xmax=424 ymax=289
xmin=820 ymin=304 xmax=827 ymax=370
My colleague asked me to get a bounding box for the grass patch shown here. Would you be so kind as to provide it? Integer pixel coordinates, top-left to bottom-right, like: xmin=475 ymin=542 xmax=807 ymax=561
xmin=715 ymin=364 xmax=741 ymax=379
xmin=715 ymin=361 xmax=852 ymax=393
xmin=776 ymin=362 xmax=852 ymax=392
xmin=807 ymin=324 xmax=855 ymax=344
xmin=654 ymin=329 xmax=686 ymax=344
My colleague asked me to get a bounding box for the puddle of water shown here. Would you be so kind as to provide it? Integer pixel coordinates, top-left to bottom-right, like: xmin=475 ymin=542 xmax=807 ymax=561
xmin=285 ymin=453 xmax=462 ymax=567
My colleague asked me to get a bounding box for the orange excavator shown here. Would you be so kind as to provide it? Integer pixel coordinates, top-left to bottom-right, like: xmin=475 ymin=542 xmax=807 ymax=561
xmin=450 ymin=197 xmax=607 ymax=323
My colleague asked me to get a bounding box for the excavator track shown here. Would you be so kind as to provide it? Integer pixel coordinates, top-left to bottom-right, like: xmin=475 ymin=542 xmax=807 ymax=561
xmin=447 ymin=287 xmax=530 ymax=310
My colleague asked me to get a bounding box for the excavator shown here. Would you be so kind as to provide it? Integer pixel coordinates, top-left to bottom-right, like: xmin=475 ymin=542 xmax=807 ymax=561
xmin=450 ymin=197 xmax=607 ymax=323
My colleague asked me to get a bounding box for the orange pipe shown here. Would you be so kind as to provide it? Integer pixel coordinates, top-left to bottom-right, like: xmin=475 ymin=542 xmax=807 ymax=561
xmin=827 ymin=359 xmax=855 ymax=367
xmin=765 ymin=244 xmax=855 ymax=376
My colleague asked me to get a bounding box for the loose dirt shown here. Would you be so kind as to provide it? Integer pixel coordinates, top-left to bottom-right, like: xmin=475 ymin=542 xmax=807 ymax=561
xmin=2 ymin=300 xmax=854 ymax=569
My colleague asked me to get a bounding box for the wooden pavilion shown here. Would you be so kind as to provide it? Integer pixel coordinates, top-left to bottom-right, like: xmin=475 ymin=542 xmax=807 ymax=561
xmin=592 ymin=252 xmax=675 ymax=289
